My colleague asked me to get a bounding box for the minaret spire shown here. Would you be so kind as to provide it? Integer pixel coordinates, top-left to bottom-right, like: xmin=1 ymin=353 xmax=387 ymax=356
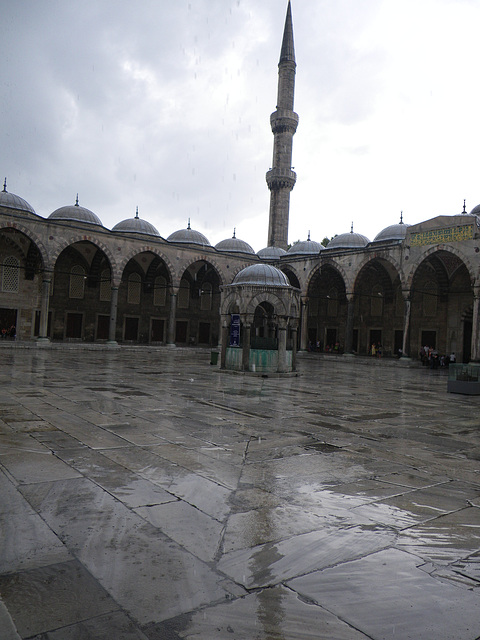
xmin=266 ymin=1 xmax=298 ymax=249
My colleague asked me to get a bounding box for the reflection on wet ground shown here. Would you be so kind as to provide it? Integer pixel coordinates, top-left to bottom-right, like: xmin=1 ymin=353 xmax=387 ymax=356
xmin=0 ymin=347 xmax=479 ymax=639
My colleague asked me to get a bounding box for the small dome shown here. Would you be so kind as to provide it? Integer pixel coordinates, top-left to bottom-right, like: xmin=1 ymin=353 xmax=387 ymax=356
xmin=215 ymin=229 xmax=255 ymax=254
xmin=374 ymin=215 xmax=410 ymax=242
xmin=49 ymin=195 xmax=103 ymax=226
xmin=233 ymin=263 xmax=290 ymax=287
xmin=112 ymin=208 xmax=159 ymax=236
xmin=0 ymin=179 xmax=36 ymax=215
xmin=167 ymin=220 xmax=210 ymax=246
xmin=327 ymin=224 xmax=370 ymax=249
xmin=257 ymin=246 xmax=288 ymax=259
xmin=469 ymin=204 xmax=480 ymax=216
xmin=288 ymin=234 xmax=324 ymax=255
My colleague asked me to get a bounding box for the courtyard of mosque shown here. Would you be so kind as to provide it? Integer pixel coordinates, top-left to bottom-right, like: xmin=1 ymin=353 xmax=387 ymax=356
xmin=0 ymin=345 xmax=479 ymax=640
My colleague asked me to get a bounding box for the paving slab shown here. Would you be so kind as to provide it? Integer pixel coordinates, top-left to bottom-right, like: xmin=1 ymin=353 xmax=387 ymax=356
xmin=26 ymin=611 xmax=151 ymax=640
xmin=135 ymin=501 xmax=224 ymax=562
xmin=147 ymin=586 xmax=372 ymax=640
xmin=0 ymin=560 xmax=119 ymax=637
xmin=287 ymin=548 xmax=480 ymax=640
xmin=218 ymin=525 xmax=397 ymax=589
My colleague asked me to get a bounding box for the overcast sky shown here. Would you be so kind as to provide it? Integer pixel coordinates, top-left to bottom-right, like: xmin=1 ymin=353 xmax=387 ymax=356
xmin=2 ymin=0 xmax=480 ymax=251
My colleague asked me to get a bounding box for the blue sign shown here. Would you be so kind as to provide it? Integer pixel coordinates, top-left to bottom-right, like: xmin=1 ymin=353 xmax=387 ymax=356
xmin=230 ymin=314 xmax=240 ymax=347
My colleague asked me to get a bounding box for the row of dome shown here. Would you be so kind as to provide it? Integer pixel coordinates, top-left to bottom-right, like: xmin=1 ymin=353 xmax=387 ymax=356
xmin=3 ymin=181 xmax=480 ymax=257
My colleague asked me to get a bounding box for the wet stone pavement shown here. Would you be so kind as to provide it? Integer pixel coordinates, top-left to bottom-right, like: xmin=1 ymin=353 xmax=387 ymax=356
xmin=0 ymin=346 xmax=479 ymax=640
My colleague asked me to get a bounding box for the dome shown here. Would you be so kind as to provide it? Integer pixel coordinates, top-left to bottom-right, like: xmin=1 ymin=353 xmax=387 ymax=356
xmin=167 ymin=220 xmax=210 ymax=246
xmin=233 ymin=263 xmax=290 ymax=287
xmin=215 ymin=229 xmax=255 ymax=254
xmin=49 ymin=195 xmax=103 ymax=226
xmin=374 ymin=215 xmax=410 ymax=242
xmin=0 ymin=179 xmax=36 ymax=215
xmin=327 ymin=224 xmax=370 ymax=249
xmin=257 ymin=246 xmax=288 ymax=259
xmin=288 ymin=234 xmax=324 ymax=255
xmin=112 ymin=208 xmax=159 ymax=236
xmin=469 ymin=204 xmax=480 ymax=216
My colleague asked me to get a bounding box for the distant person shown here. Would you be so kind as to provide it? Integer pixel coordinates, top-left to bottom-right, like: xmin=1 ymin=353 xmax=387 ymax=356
xmin=450 ymin=352 xmax=456 ymax=363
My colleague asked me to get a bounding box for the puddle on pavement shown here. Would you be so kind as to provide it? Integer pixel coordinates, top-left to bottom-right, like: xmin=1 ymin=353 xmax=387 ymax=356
xmin=304 ymin=442 xmax=342 ymax=453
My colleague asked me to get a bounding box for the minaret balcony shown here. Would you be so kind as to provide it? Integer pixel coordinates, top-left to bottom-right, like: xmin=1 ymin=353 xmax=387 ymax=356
xmin=266 ymin=167 xmax=297 ymax=191
xmin=270 ymin=109 xmax=299 ymax=134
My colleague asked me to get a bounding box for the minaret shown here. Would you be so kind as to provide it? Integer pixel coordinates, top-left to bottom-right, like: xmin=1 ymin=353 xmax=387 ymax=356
xmin=266 ymin=1 xmax=298 ymax=249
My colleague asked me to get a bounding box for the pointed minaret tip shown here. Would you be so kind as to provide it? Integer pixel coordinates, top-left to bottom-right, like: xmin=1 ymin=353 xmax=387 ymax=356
xmin=2 ymin=178 xmax=7 ymax=193
xmin=279 ymin=1 xmax=295 ymax=65
xmin=75 ymin=194 xmax=79 ymax=206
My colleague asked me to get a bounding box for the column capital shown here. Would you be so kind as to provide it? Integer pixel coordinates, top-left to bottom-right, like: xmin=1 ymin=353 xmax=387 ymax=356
xmin=472 ymin=284 xmax=480 ymax=298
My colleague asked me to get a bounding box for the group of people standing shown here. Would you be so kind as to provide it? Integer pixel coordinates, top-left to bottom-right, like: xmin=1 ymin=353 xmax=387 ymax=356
xmin=420 ymin=345 xmax=456 ymax=369
xmin=370 ymin=342 xmax=383 ymax=357
xmin=1 ymin=325 xmax=16 ymax=339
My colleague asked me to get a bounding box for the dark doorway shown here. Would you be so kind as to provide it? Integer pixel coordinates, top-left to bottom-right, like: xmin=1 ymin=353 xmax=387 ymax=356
xmin=151 ymin=318 xmax=164 ymax=342
xmin=0 ymin=308 xmax=17 ymax=337
xmin=175 ymin=320 xmax=188 ymax=343
xmin=0 ymin=308 xmax=16 ymax=328
xmin=326 ymin=328 xmax=337 ymax=348
xmin=369 ymin=329 xmax=382 ymax=349
xmin=198 ymin=322 xmax=210 ymax=344
xmin=352 ymin=329 xmax=358 ymax=353
xmin=96 ymin=315 xmax=109 ymax=340
xmin=124 ymin=317 xmax=139 ymax=341
xmin=463 ymin=320 xmax=472 ymax=363
xmin=421 ymin=330 xmax=436 ymax=349
xmin=394 ymin=330 xmax=403 ymax=356
xmin=66 ymin=313 xmax=83 ymax=339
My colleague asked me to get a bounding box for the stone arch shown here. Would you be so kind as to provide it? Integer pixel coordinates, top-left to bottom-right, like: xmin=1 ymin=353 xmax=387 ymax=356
xmin=118 ymin=246 xmax=175 ymax=287
xmin=406 ymin=245 xmax=475 ymax=290
xmin=352 ymin=253 xmax=404 ymax=292
xmin=175 ymin=255 xmax=226 ymax=289
xmin=407 ymin=246 xmax=474 ymax=361
xmin=280 ymin=263 xmax=301 ymax=288
xmin=0 ymin=221 xmax=48 ymax=270
xmin=353 ymin=257 xmax=400 ymax=305
xmin=305 ymin=259 xmax=348 ymax=292
xmin=220 ymin=289 xmax=243 ymax=316
xmin=246 ymin=291 xmax=289 ymax=317
xmin=50 ymin=235 xmax=116 ymax=278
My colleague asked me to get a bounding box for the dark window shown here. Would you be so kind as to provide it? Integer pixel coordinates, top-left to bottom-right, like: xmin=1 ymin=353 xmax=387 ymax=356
xmin=175 ymin=320 xmax=188 ymax=343
xmin=151 ymin=318 xmax=164 ymax=342
xmin=421 ymin=330 xmax=436 ymax=349
xmin=66 ymin=313 xmax=82 ymax=338
xmin=96 ymin=315 xmax=110 ymax=340
xmin=198 ymin=322 xmax=210 ymax=344
xmin=124 ymin=317 xmax=139 ymax=341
